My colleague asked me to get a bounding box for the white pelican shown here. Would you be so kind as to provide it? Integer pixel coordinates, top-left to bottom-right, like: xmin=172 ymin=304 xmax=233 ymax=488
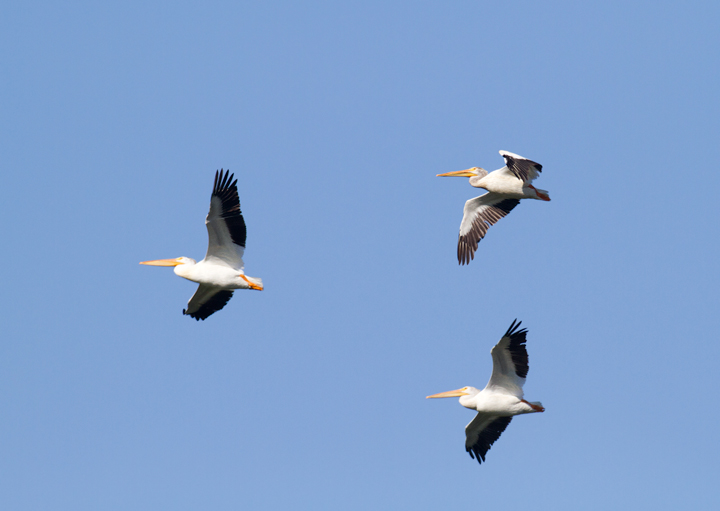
xmin=437 ymin=150 xmax=550 ymax=265
xmin=140 ymin=170 xmax=263 ymax=320
xmin=427 ymin=320 xmax=544 ymax=465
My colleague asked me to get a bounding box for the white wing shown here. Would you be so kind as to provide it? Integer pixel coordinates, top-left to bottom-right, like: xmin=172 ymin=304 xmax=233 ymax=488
xmin=464 ymin=412 xmax=513 ymax=465
xmin=183 ymin=284 xmax=234 ymax=321
xmin=499 ymin=150 xmax=543 ymax=183
xmin=457 ymin=193 xmax=520 ymax=265
xmin=485 ymin=319 xmax=529 ymax=398
xmin=204 ymin=170 xmax=247 ymax=270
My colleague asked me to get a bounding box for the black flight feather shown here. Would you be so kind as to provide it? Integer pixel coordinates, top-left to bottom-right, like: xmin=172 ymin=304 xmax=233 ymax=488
xmin=212 ymin=169 xmax=247 ymax=248
xmin=503 ymin=319 xmax=530 ymax=379
xmin=466 ymin=416 xmax=513 ymax=464
xmin=183 ymin=290 xmax=234 ymax=321
xmin=502 ymin=154 xmax=542 ymax=182
xmin=457 ymin=198 xmax=520 ymax=265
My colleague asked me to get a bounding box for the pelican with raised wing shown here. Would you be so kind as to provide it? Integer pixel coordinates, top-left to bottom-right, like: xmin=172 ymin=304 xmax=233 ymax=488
xmin=437 ymin=150 xmax=550 ymax=265
xmin=140 ymin=169 xmax=263 ymax=320
xmin=427 ymin=320 xmax=544 ymax=465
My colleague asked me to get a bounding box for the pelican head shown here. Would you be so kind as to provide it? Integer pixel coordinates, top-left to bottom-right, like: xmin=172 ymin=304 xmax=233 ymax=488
xmin=427 ymin=386 xmax=480 ymax=408
xmin=139 ymin=257 xmax=197 ymax=277
xmin=437 ymin=167 xmax=488 ymax=188
xmin=139 ymin=257 xmax=196 ymax=267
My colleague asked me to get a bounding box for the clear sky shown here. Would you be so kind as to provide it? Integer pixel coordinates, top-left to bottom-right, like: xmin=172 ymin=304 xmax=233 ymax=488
xmin=1 ymin=1 xmax=719 ymax=509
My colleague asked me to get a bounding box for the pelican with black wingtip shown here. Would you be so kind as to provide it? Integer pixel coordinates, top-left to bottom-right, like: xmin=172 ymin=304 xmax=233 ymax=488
xmin=140 ymin=169 xmax=263 ymax=320
xmin=437 ymin=150 xmax=550 ymax=265
xmin=427 ymin=320 xmax=544 ymax=465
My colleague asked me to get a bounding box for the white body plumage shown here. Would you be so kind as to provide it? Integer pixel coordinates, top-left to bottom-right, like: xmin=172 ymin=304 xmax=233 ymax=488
xmin=458 ymin=387 xmax=542 ymax=416
xmin=172 ymin=257 xmax=262 ymax=290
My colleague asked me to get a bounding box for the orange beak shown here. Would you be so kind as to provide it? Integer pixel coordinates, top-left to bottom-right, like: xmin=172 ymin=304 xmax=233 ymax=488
xmin=436 ymin=169 xmax=477 ymax=177
xmin=426 ymin=388 xmax=469 ymax=399
xmin=139 ymin=258 xmax=182 ymax=267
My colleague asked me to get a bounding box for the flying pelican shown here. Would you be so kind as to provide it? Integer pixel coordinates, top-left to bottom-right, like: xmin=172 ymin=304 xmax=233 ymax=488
xmin=140 ymin=169 xmax=263 ymax=320
xmin=437 ymin=150 xmax=550 ymax=265
xmin=427 ymin=320 xmax=544 ymax=465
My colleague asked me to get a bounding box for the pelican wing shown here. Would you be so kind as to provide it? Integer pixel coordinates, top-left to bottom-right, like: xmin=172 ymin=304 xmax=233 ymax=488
xmin=465 ymin=413 xmax=513 ymax=464
xmin=205 ymin=169 xmax=247 ymax=270
xmin=183 ymin=284 xmax=234 ymax=321
xmin=499 ymin=150 xmax=542 ymax=183
xmin=457 ymin=193 xmax=520 ymax=265
xmin=485 ymin=319 xmax=529 ymax=397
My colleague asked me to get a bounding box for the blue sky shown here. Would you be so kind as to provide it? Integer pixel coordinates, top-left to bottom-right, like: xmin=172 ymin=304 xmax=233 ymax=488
xmin=1 ymin=1 xmax=719 ymax=509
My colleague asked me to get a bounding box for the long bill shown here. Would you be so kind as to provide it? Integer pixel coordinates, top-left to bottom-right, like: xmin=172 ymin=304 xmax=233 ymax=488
xmin=426 ymin=388 xmax=470 ymax=399
xmin=436 ymin=169 xmax=477 ymax=177
xmin=139 ymin=258 xmax=182 ymax=266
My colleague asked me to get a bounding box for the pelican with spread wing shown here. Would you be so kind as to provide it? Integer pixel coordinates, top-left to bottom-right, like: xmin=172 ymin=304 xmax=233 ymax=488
xmin=140 ymin=170 xmax=263 ymax=320
xmin=437 ymin=150 xmax=550 ymax=265
xmin=427 ymin=320 xmax=544 ymax=465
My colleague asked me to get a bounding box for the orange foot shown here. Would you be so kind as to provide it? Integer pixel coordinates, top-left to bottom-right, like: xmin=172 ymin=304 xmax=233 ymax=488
xmin=529 ymin=184 xmax=551 ymax=201
xmin=240 ymin=275 xmax=263 ymax=290
xmin=522 ymin=399 xmax=545 ymax=412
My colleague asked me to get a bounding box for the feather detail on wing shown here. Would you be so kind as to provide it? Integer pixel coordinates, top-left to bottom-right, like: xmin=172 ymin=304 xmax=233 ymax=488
xmin=205 ymin=169 xmax=247 ymax=270
xmin=499 ymin=150 xmax=542 ymax=183
xmin=465 ymin=413 xmax=513 ymax=464
xmin=486 ymin=319 xmax=529 ymax=397
xmin=457 ymin=194 xmax=520 ymax=265
xmin=183 ymin=285 xmax=234 ymax=321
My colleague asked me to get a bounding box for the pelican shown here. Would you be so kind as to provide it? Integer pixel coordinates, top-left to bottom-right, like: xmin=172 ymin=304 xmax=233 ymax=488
xmin=427 ymin=320 xmax=544 ymax=465
xmin=140 ymin=169 xmax=263 ymax=320
xmin=437 ymin=150 xmax=550 ymax=265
